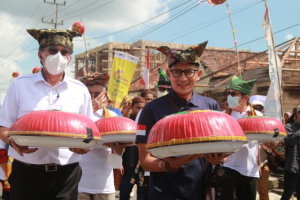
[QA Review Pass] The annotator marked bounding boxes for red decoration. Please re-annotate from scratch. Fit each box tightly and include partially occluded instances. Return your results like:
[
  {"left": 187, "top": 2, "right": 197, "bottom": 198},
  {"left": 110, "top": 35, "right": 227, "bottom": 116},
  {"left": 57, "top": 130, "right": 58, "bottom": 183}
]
[
  {"left": 95, "top": 117, "right": 137, "bottom": 143},
  {"left": 72, "top": 22, "right": 85, "bottom": 35},
  {"left": 237, "top": 116, "right": 287, "bottom": 142},
  {"left": 9, "top": 110, "right": 101, "bottom": 148},
  {"left": 12, "top": 72, "right": 19, "bottom": 78},
  {"left": 32, "top": 66, "right": 41, "bottom": 74},
  {"left": 147, "top": 110, "right": 246, "bottom": 158},
  {"left": 208, "top": 0, "right": 226, "bottom": 6}
]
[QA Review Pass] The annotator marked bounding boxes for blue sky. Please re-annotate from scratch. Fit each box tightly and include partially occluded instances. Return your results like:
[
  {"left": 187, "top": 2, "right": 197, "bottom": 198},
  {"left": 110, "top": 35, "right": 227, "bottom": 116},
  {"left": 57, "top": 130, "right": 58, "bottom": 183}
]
[{"left": 0, "top": 0, "right": 299, "bottom": 93}]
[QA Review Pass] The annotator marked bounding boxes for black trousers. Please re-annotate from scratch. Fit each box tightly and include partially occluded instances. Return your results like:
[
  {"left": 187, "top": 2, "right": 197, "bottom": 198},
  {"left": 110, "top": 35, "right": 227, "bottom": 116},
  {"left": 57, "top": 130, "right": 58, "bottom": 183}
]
[
  {"left": 9, "top": 160, "right": 82, "bottom": 200},
  {"left": 280, "top": 170, "right": 300, "bottom": 200},
  {"left": 220, "top": 167, "right": 258, "bottom": 200}
]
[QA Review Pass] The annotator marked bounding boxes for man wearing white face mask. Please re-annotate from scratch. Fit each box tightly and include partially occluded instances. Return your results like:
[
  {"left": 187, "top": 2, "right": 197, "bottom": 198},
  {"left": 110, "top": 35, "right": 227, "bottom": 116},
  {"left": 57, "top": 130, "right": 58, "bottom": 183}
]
[
  {"left": 0, "top": 29, "right": 93, "bottom": 200},
  {"left": 220, "top": 76, "right": 263, "bottom": 200}
]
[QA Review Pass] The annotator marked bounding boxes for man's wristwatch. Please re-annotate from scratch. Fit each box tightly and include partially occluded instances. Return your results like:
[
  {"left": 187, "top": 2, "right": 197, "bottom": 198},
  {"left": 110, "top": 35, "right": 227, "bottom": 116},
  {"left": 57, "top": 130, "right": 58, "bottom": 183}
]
[{"left": 9, "top": 139, "right": 14, "bottom": 149}]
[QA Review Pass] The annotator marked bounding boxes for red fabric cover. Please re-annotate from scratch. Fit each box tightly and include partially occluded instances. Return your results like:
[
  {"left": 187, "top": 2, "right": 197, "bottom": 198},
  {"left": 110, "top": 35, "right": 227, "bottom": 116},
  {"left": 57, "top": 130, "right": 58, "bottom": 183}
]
[
  {"left": 95, "top": 117, "right": 137, "bottom": 135},
  {"left": 147, "top": 110, "right": 245, "bottom": 145},
  {"left": 0, "top": 149, "right": 8, "bottom": 164},
  {"left": 237, "top": 116, "right": 286, "bottom": 134},
  {"left": 9, "top": 110, "right": 100, "bottom": 138}
]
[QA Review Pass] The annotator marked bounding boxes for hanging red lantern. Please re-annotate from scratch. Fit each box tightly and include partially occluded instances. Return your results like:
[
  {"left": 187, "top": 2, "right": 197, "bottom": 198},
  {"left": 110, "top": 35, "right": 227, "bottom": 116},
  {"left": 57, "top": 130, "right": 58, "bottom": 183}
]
[
  {"left": 32, "top": 66, "right": 41, "bottom": 74},
  {"left": 208, "top": 0, "right": 226, "bottom": 6},
  {"left": 147, "top": 110, "right": 246, "bottom": 158},
  {"left": 95, "top": 117, "right": 137, "bottom": 143},
  {"left": 72, "top": 22, "right": 85, "bottom": 35},
  {"left": 12, "top": 72, "right": 19, "bottom": 78},
  {"left": 8, "top": 110, "right": 101, "bottom": 148},
  {"left": 237, "top": 116, "right": 287, "bottom": 143}
]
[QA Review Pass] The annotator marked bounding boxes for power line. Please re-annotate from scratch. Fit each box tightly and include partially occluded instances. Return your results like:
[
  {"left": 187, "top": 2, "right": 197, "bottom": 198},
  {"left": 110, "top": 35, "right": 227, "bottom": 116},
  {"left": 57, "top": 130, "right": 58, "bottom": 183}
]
[
  {"left": 83, "top": 0, "right": 191, "bottom": 41},
  {"left": 63, "top": 0, "right": 115, "bottom": 21},
  {"left": 0, "top": 1, "right": 43, "bottom": 50},
  {"left": 42, "top": 0, "right": 81, "bottom": 19},
  {"left": 125, "top": 2, "right": 199, "bottom": 43},
  {"left": 42, "top": 0, "right": 66, "bottom": 29},
  {"left": 167, "top": 0, "right": 264, "bottom": 42}
]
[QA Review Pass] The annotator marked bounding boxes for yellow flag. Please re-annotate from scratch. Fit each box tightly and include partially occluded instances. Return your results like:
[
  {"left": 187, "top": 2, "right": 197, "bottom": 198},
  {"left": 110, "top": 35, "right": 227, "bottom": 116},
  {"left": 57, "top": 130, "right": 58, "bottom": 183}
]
[{"left": 108, "top": 51, "right": 139, "bottom": 109}]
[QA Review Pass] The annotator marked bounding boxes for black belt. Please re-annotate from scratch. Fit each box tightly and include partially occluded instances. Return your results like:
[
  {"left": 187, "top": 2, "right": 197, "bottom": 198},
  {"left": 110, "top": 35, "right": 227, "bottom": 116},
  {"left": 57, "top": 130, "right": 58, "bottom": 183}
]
[{"left": 14, "top": 159, "right": 77, "bottom": 172}]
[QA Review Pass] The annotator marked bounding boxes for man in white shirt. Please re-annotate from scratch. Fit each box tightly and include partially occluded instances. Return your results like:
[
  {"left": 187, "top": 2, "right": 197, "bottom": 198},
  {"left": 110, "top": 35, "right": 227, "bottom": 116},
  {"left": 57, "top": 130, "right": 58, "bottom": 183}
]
[
  {"left": 0, "top": 29, "right": 92, "bottom": 200},
  {"left": 78, "top": 73, "right": 128, "bottom": 200},
  {"left": 221, "top": 76, "right": 263, "bottom": 200}
]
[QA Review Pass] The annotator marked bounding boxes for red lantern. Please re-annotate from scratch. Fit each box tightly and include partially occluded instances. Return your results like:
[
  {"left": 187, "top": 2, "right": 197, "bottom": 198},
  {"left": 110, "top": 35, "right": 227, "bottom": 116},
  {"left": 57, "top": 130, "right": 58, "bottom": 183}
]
[
  {"left": 237, "top": 116, "right": 287, "bottom": 143},
  {"left": 12, "top": 72, "right": 19, "bottom": 78},
  {"left": 208, "top": 0, "right": 226, "bottom": 6},
  {"left": 32, "top": 66, "right": 41, "bottom": 74},
  {"left": 147, "top": 110, "right": 246, "bottom": 158},
  {"left": 72, "top": 22, "right": 85, "bottom": 35},
  {"left": 9, "top": 110, "right": 101, "bottom": 148},
  {"left": 95, "top": 117, "right": 137, "bottom": 143}
]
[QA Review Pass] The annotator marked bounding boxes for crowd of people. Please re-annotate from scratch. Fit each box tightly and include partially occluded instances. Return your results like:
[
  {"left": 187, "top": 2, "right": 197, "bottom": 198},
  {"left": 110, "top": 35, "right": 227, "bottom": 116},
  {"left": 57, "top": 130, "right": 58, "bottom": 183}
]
[{"left": 0, "top": 28, "right": 298, "bottom": 200}]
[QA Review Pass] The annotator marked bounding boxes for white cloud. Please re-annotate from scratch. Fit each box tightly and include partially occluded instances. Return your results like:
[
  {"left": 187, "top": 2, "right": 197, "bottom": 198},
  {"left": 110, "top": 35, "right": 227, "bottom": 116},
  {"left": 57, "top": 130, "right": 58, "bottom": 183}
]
[{"left": 285, "top": 34, "right": 293, "bottom": 40}]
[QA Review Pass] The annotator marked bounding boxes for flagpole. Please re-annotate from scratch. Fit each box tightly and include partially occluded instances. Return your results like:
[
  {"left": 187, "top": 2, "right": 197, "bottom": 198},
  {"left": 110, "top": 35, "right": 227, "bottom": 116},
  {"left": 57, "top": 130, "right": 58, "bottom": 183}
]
[{"left": 264, "top": 0, "right": 285, "bottom": 122}]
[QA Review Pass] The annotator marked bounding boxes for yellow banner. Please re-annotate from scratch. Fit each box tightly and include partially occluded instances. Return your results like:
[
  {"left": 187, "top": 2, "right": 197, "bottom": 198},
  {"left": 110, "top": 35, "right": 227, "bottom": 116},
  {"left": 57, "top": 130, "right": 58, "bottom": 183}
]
[{"left": 108, "top": 51, "right": 139, "bottom": 109}]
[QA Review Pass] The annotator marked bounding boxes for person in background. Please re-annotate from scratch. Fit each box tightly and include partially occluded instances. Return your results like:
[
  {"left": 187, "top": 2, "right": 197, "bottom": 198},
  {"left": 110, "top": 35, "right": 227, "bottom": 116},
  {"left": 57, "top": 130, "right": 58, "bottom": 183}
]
[
  {"left": 280, "top": 105, "right": 300, "bottom": 200},
  {"left": 140, "top": 89, "right": 153, "bottom": 104},
  {"left": 120, "top": 96, "right": 146, "bottom": 200},
  {"left": 251, "top": 99, "right": 269, "bottom": 200},
  {"left": 0, "top": 29, "right": 92, "bottom": 200},
  {"left": 78, "top": 73, "right": 128, "bottom": 200},
  {"left": 0, "top": 140, "right": 9, "bottom": 200},
  {"left": 284, "top": 112, "right": 292, "bottom": 124},
  {"left": 120, "top": 96, "right": 133, "bottom": 118},
  {"left": 220, "top": 98, "right": 228, "bottom": 111},
  {"left": 221, "top": 76, "right": 263, "bottom": 200},
  {"left": 155, "top": 68, "right": 171, "bottom": 98}
]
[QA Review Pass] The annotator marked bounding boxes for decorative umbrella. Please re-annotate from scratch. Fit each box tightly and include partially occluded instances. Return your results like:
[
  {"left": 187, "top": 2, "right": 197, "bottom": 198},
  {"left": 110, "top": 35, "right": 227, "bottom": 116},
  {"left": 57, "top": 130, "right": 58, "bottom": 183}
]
[
  {"left": 237, "top": 116, "right": 287, "bottom": 143},
  {"left": 147, "top": 110, "right": 246, "bottom": 159},
  {"left": 95, "top": 116, "right": 137, "bottom": 143},
  {"left": 9, "top": 110, "right": 101, "bottom": 148}
]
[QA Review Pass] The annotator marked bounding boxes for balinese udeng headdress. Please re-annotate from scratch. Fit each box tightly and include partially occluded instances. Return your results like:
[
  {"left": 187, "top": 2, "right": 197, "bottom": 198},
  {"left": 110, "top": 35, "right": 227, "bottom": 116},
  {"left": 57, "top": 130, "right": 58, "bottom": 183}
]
[
  {"left": 27, "top": 29, "right": 81, "bottom": 52},
  {"left": 79, "top": 72, "right": 110, "bottom": 87},
  {"left": 156, "top": 41, "right": 208, "bottom": 68}
]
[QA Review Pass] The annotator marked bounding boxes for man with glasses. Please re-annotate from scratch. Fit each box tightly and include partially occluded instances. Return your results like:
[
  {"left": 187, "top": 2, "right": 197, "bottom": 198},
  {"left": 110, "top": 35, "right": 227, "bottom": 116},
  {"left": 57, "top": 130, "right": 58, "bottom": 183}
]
[
  {"left": 221, "top": 76, "right": 263, "bottom": 200},
  {"left": 136, "top": 41, "right": 226, "bottom": 200},
  {"left": 0, "top": 29, "right": 93, "bottom": 200},
  {"left": 155, "top": 68, "right": 171, "bottom": 98}
]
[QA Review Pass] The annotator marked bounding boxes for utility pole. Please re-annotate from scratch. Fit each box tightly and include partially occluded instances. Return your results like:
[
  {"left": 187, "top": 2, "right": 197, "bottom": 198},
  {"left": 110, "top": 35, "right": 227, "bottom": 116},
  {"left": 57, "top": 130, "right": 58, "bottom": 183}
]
[{"left": 42, "top": 0, "right": 66, "bottom": 29}]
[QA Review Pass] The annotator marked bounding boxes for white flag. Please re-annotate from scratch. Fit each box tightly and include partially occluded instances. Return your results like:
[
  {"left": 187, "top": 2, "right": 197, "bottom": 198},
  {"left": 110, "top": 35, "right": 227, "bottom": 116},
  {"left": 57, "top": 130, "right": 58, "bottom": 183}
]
[{"left": 263, "top": 2, "right": 282, "bottom": 121}]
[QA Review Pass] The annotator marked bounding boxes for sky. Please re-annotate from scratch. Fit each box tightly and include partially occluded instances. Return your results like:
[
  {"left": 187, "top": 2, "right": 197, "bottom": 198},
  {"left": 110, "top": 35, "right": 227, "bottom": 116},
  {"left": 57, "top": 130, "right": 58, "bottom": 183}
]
[{"left": 0, "top": 0, "right": 299, "bottom": 94}]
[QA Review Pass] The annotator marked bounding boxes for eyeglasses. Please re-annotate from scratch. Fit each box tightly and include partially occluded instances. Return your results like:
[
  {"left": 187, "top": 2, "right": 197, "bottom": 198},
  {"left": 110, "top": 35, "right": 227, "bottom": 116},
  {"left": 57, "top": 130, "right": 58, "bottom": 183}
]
[
  {"left": 158, "top": 87, "right": 170, "bottom": 92},
  {"left": 227, "top": 91, "right": 242, "bottom": 97},
  {"left": 170, "top": 69, "right": 198, "bottom": 78},
  {"left": 44, "top": 46, "right": 71, "bottom": 56},
  {"left": 253, "top": 105, "right": 264, "bottom": 111}
]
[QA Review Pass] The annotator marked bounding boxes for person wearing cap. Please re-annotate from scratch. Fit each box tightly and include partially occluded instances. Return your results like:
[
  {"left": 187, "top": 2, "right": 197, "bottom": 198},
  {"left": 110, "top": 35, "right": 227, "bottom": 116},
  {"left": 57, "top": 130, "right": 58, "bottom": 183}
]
[
  {"left": 78, "top": 73, "right": 128, "bottom": 200},
  {"left": 155, "top": 68, "right": 171, "bottom": 98},
  {"left": 280, "top": 105, "right": 300, "bottom": 200},
  {"left": 136, "top": 41, "right": 226, "bottom": 200},
  {"left": 0, "top": 29, "right": 93, "bottom": 200},
  {"left": 221, "top": 76, "right": 263, "bottom": 200}
]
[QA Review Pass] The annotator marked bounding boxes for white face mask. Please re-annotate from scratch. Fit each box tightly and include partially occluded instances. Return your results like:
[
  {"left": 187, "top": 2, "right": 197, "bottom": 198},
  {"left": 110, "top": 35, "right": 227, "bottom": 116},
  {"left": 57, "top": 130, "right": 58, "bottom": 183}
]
[
  {"left": 227, "top": 95, "right": 242, "bottom": 109},
  {"left": 157, "top": 90, "right": 168, "bottom": 98},
  {"left": 42, "top": 52, "right": 69, "bottom": 75}
]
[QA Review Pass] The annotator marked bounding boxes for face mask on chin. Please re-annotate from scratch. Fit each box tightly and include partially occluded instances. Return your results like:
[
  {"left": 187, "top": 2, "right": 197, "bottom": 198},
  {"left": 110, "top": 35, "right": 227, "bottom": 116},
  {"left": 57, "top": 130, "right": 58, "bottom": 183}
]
[
  {"left": 227, "top": 95, "right": 242, "bottom": 109},
  {"left": 157, "top": 90, "right": 168, "bottom": 98},
  {"left": 42, "top": 52, "right": 69, "bottom": 75}
]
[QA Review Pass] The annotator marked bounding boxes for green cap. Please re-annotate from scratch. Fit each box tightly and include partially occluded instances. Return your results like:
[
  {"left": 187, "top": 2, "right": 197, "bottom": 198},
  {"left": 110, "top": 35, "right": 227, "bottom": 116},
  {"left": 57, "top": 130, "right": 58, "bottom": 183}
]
[
  {"left": 229, "top": 76, "right": 256, "bottom": 95},
  {"left": 156, "top": 41, "right": 207, "bottom": 68}
]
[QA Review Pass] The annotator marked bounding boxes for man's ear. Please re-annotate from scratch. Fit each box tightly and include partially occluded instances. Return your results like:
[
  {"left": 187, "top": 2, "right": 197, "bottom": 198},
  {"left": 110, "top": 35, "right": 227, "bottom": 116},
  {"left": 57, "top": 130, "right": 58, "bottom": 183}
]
[
  {"left": 166, "top": 68, "right": 171, "bottom": 80},
  {"left": 196, "top": 69, "right": 203, "bottom": 81},
  {"left": 67, "top": 56, "right": 72, "bottom": 66}
]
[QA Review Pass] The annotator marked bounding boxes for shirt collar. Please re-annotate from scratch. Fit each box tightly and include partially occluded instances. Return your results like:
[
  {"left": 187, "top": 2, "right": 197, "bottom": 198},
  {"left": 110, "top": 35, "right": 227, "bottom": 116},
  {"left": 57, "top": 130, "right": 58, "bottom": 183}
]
[
  {"left": 169, "top": 89, "right": 197, "bottom": 109},
  {"left": 33, "top": 69, "right": 68, "bottom": 87}
]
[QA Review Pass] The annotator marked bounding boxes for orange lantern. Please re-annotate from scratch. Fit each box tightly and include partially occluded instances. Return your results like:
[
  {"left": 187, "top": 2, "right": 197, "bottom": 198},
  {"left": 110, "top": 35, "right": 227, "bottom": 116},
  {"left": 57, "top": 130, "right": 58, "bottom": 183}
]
[
  {"left": 72, "top": 22, "right": 85, "bottom": 35},
  {"left": 32, "top": 66, "right": 41, "bottom": 74},
  {"left": 12, "top": 72, "right": 19, "bottom": 78}
]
